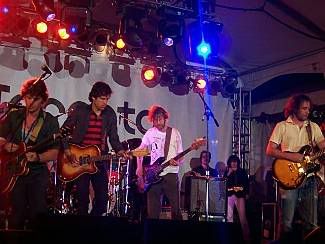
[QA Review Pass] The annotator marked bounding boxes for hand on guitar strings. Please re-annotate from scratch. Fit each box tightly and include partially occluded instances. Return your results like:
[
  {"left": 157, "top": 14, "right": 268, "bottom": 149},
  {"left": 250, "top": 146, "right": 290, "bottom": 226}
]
[
  {"left": 117, "top": 150, "right": 130, "bottom": 160},
  {"left": 25, "top": 152, "right": 40, "bottom": 162},
  {"left": 170, "top": 158, "right": 178, "bottom": 166},
  {"left": 64, "top": 149, "right": 79, "bottom": 167},
  {"left": 2, "top": 142, "right": 19, "bottom": 152}
]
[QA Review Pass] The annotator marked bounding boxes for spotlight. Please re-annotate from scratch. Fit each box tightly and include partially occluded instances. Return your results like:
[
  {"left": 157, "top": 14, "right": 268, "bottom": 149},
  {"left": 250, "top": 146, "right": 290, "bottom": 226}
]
[
  {"left": 36, "top": 21, "right": 48, "bottom": 34},
  {"left": 158, "top": 19, "right": 184, "bottom": 46},
  {"left": 93, "top": 31, "right": 108, "bottom": 53},
  {"left": 32, "top": 0, "right": 56, "bottom": 21},
  {"left": 193, "top": 76, "right": 207, "bottom": 93},
  {"left": 141, "top": 65, "right": 160, "bottom": 87},
  {"left": 1, "top": 6, "right": 9, "bottom": 15},
  {"left": 116, "top": 37, "right": 126, "bottom": 49},
  {"left": 58, "top": 27, "right": 70, "bottom": 40},
  {"left": 186, "top": 20, "right": 223, "bottom": 63}
]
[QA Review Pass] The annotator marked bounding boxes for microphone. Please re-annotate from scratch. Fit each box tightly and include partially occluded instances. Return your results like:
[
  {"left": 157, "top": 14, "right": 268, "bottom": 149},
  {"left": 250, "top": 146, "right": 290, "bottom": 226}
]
[
  {"left": 41, "top": 64, "right": 52, "bottom": 75},
  {"left": 6, "top": 102, "right": 25, "bottom": 109},
  {"left": 312, "top": 110, "right": 324, "bottom": 118}
]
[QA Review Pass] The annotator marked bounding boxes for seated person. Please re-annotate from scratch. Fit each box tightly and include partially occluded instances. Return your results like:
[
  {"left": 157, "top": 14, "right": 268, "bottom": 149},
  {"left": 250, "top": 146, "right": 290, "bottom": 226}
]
[{"left": 191, "top": 150, "right": 217, "bottom": 178}]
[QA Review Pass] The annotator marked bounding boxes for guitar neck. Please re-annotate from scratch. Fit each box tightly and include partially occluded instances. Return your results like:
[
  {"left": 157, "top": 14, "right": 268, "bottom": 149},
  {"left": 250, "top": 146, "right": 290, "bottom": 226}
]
[
  {"left": 161, "top": 147, "right": 192, "bottom": 170},
  {"left": 91, "top": 154, "right": 112, "bottom": 162},
  {"left": 26, "top": 134, "right": 57, "bottom": 153}
]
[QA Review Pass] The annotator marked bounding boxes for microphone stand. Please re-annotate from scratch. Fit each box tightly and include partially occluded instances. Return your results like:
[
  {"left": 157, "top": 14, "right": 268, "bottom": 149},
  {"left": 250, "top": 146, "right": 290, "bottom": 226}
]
[{"left": 197, "top": 93, "right": 219, "bottom": 221}]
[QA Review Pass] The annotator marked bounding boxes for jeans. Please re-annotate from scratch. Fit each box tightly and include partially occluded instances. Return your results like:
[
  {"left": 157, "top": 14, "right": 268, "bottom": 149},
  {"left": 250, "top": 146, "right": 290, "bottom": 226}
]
[{"left": 280, "top": 176, "right": 318, "bottom": 233}]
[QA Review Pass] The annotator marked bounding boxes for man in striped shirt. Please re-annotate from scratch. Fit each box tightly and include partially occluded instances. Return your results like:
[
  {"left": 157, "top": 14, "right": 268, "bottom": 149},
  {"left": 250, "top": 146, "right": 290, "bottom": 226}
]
[{"left": 63, "top": 81, "right": 127, "bottom": 216}]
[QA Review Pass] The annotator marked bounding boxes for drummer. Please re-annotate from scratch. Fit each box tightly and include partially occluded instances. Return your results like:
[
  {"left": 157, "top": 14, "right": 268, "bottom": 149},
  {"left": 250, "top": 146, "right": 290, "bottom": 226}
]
[{"left": 191, "top": 151, "right": 217, "bottom": 178}]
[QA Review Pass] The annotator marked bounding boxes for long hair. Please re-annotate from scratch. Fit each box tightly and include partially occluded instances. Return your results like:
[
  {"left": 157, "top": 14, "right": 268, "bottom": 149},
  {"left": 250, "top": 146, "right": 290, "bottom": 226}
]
[
  {"left": 20, "top": 78, "right": 48, "bottom": 101},
  {"left": 88, "top": 81, "right": 112, "bottom": 102},
  {"left": 226, "top": 154, "right": 241, "bottom": 168},
  {"left": 284, "top": 94, "right": 312, "bottom": 118},
  {"left": 147, "top": 105, "right": 169, "bottom": 123}
]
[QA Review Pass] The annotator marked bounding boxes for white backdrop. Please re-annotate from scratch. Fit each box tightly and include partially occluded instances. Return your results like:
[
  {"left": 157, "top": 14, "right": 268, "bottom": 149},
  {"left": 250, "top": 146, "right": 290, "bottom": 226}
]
[{"left": 0, "top": 43, "right": 233, "bottom": 178}]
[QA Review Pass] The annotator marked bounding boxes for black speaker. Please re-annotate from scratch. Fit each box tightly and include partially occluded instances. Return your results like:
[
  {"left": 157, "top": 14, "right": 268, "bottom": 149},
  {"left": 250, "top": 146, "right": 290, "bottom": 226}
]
[{"left": 185, "top": 177, "right": 227, "bottom": 216}]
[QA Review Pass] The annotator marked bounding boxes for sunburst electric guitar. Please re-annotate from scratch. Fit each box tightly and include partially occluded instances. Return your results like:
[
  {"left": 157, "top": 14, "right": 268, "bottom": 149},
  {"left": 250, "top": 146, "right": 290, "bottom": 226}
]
[
  {"left": 272, "top": 145, "right": 325, "bottom": 190},
  {"left": 57, "top": 144, "right": 149, "bottom": 182},
  {"left": 0, "top": 127, "right": 71, "bottom": 194}
]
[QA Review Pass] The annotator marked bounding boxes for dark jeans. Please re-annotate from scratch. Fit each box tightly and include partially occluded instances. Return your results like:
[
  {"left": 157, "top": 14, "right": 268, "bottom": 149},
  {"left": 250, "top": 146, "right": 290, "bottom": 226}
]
[
  {"left": 76, "top": 163, "right": 108, "bottom": 216},
  {"left": 147, "top": 173, "right": 180, "bottom": 220},
  {"left": 9, "top": 166, "right": 49, "bottom": 229}
]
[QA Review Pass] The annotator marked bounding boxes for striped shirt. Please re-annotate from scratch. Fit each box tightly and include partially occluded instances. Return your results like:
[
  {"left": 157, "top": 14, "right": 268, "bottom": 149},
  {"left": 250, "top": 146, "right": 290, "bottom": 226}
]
[{"left": 82, "top": 112, "right": 103, "bottom": 148}]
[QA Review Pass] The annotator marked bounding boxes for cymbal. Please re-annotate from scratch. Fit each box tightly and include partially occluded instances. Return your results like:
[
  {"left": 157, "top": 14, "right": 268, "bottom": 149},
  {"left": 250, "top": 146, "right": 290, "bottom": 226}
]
[{"left": 122, "top": 138, "right": 142, "bottom": 150}]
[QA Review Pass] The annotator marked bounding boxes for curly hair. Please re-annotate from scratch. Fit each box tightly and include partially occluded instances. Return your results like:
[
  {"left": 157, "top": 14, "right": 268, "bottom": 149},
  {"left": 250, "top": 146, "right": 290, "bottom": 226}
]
[
  {"left": 20, "top": 78, "right": 48, "bottom": 101},
  {"left": 283, "top": 94, "right": 312, "bottom": 118},
  {"left": 226, "top": 154, "right": 241, "bottom": 168},
  {"left": 88, "top": 81, "right": 112, "bottom": 102},
  {"left": 147, "top": 105, "right": 169, "bottom": 123}
]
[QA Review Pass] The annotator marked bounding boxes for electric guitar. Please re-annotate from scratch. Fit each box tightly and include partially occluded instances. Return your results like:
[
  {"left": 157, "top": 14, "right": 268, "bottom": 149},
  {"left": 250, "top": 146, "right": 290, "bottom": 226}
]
[
  {"left": 57, "top": 144, "right": 149, "bottom": 182},
  {"left": 0, "top": 127, "right": 71, "bottom": 194},
  {"left": 143, "top": 137, "right": 206, "bottom": 192},
  {"left": 272, "top": 145, "right": 325, "bottom": 190}
]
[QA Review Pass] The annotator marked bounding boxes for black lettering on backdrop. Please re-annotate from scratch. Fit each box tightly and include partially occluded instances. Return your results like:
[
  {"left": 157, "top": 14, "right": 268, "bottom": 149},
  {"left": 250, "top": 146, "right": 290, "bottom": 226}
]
[
  {"left": 117, "top": 101, "right": 136, "bottom": 134},
  {"left": 0, "top": 84, "right": 10, "bottom": 102},
  {"left": 46, "top": 98, "right": 65, "bottom": 114},
  {"left": 136, "top": 110, "right": 148, "bottom": 135}
]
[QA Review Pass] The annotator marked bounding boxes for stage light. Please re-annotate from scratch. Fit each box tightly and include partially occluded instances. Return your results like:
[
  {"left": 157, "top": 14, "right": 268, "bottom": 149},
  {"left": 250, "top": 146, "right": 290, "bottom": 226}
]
[
  {"left": 1, "top": 6, "right": 9, "bottom": 15},
  {"left": 116, "top": 37, "right": 126, "bottom": 49},
  {"left": 197, "top": 40, "right": 211, "bottom": 59},
  {"left": 93, "top": 31, "right": 108, "bottom": 53},
  {"left": 58, "top": 27, "right": 70, "bottom": 40},
  {"left": 193, "top": 76, "right": 207, "bottom": 93},
  {"left": 186, "top": 20, "right": 223, "bottom": 63},
  {"left": 141, "top": 65, "right": 160, "bottom": 87},
  {"left": 36, "top": 21, "right": 48, "bottom": 34},
  {"left": 32, "top": 0, "right": 56, "bottom": 21},
  {"left": 158, "top": 19, "right": 184, "bottom": 47}
]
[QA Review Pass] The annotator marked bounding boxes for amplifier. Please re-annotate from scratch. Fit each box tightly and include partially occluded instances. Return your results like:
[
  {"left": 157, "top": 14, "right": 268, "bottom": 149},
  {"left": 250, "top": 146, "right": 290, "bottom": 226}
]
[{"left": 184, "top": 177, "right": 227, "bottom": 216}]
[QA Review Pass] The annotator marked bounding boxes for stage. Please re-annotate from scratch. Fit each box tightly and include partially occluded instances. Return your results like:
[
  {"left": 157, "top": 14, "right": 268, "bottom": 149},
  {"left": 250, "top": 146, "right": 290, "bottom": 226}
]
[{"left": 0, "top": 216, "right": 244, "bottom": 244}]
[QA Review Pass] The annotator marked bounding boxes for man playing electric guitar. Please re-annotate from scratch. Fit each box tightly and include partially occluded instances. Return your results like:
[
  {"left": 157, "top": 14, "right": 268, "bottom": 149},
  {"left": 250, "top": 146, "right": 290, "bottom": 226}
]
[
  {"left": 0, "top": 78, "right": 60, "bottom": 229},
  {"left": 136, "top": 105, "right": 183, "bottom": 220},
  {"left": 266, "top": 94, "right": 325, "bottom": 242}
]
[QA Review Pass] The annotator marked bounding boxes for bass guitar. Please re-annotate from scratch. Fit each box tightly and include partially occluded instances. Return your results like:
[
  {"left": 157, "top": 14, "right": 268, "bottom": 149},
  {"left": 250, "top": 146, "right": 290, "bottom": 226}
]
[
  {"left": 57, "top": 144, "right": 149, "bottom": 182},
  {"left": 143, "top": 137, "right": 206, "bottom": 192},
  {"left": 272, "top": 144, "right": 325, "bottom": 190},
  {"left": 0, "top": 127, "right": 71, "bottom": 194}
]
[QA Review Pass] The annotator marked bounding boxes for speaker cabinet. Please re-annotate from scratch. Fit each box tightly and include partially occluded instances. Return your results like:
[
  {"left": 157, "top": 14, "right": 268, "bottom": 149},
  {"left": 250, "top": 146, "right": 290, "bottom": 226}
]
[{"left": 185, "top": 177, "right": 227, "bottom": 216}]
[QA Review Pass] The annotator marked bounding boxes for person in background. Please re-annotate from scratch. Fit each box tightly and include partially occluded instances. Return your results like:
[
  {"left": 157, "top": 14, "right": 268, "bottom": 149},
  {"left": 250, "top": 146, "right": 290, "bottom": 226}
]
[
  {"left": 191, "top": 150, "right": 217, "bottom": 178},
  {"left": 224, "top": 154, "right": 250, "bottom": 241}
]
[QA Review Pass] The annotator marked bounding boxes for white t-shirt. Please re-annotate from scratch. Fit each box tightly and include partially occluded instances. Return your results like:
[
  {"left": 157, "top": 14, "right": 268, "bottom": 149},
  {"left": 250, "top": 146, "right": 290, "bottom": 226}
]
[{"left": 140, "top": 127, "right": 183, "bottom": 175}]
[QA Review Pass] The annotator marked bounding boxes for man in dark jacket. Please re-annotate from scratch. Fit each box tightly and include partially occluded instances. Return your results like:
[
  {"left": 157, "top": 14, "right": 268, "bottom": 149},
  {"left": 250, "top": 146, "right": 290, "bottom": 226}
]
[{"left": 62, "top": 81, "right": 127, "bottom": 216}]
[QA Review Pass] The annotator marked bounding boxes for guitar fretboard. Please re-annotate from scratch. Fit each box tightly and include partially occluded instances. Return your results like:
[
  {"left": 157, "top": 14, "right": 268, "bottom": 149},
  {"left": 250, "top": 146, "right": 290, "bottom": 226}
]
[
  {"left": 310, "top": 149, "right": 325, "bottom": 162},
  {"left": 161, "top": 147, "right": 192, "bottom": 170}
]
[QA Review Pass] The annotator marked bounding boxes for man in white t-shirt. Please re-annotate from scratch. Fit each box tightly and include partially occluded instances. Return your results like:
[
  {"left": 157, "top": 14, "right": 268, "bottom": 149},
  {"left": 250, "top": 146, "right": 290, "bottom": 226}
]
[{"left": 136, "top": 105, "right": 183, "bottom": 219}]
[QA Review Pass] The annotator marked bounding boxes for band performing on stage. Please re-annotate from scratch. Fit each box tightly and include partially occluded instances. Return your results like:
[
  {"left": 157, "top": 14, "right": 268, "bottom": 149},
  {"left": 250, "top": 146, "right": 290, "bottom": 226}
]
[{"left": 1, "top": 78, "right": 325, "bottom": 244}]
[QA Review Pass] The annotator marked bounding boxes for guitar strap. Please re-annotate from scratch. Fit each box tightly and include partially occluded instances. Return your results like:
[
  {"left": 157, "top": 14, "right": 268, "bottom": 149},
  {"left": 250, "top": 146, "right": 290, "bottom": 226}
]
[
  {"left": 306, "top": 120, "right": 313, "bottom": 149},
  {"left": 164, "top": 127, "right": 172, "bottom": 158}
]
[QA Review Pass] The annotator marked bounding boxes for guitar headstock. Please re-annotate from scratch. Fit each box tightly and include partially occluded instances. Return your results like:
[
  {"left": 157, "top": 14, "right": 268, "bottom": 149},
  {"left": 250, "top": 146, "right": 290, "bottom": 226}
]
[
  {"left": 131, "top": 148, "right": 150, "bottom": 157},
  {"left": 190, "top": 137, "right": 207, "bottom": 150}
]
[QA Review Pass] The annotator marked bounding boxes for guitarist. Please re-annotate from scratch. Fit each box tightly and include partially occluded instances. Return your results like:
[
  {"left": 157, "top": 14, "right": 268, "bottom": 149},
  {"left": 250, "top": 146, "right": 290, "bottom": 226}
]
[
  {"left": 136, "top": 105, "right": 183, "bottom": 220},
  {"left": 266, "top": 94, "right": 325, "bottom": 242},
  {"left": 61, "top": 81, "right": 127, "bottom": 216},
  {"left": 0, "top": 78, "right": 60, "bottom": 229}
]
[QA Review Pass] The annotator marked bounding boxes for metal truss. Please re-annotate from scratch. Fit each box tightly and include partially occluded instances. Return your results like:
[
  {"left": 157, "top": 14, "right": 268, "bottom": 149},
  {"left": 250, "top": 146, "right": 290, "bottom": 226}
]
[{"left": 232, "top": 88, "right": 251, "bottom": 172}]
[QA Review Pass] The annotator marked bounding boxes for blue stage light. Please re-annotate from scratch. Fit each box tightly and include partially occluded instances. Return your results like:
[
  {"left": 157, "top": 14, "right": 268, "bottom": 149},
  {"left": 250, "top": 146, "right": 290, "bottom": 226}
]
[{"left": 196, "top": 41, "right": 211, "bottom": 59}]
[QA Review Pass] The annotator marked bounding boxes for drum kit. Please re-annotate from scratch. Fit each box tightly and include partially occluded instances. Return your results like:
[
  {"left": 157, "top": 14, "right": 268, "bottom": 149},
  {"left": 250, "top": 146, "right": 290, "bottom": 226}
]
[{"left": 47, "top": 138, "right": 144, "bottom": 218}]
